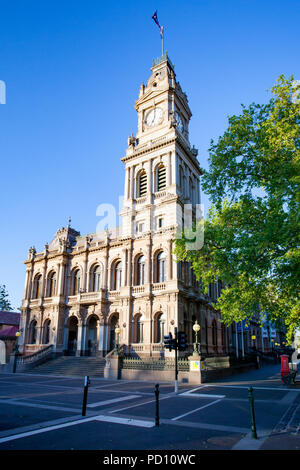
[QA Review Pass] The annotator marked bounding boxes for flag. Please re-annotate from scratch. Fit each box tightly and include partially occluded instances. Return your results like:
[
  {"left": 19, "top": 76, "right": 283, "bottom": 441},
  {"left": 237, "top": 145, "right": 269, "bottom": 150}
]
[{"left": 152, "top": 10, "right": 163, "bottom": 38}]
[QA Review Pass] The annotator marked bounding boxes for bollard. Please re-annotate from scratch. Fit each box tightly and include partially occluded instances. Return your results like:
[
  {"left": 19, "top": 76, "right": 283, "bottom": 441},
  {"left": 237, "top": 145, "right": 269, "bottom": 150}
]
[
  {"left": 82, "top": 375, "right": 90, "bottom": 416},
  {"left": 248, "top": 387, "right": 258, "bottom": 439},
  {"left": 155, "top": 383, "right": 160, "bottom": 426}
]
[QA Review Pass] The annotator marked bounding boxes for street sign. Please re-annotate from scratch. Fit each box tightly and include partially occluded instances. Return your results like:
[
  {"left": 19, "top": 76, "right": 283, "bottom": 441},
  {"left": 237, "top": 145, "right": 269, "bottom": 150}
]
[
  {"left": 237, "top": 320, "right": 250, "bottom": 332},
  {"left": 190, "top": 360, "right": 200, "bottom": 371}
]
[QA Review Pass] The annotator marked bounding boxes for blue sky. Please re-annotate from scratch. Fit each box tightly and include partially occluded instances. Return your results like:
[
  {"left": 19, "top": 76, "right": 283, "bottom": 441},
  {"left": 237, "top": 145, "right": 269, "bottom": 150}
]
[{"left": 0, "top": 0, "right": 299, "bottom": 309}]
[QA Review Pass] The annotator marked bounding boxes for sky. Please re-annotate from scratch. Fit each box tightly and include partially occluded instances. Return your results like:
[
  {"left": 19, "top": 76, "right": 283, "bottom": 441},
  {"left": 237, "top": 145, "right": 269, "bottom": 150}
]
[{"left": 0, "top": 0, "right": 299, "bottom": 310}]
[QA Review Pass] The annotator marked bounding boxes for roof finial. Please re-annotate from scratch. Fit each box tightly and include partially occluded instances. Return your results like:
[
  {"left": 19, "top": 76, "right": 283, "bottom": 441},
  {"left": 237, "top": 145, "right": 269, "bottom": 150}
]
[{"left": 68, "top": 216, "right": 71, "bottom": 228}]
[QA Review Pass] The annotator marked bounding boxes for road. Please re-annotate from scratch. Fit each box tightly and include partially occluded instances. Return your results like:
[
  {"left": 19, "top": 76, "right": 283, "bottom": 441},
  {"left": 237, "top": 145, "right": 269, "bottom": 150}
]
[{"left": 0, "top": 363, "right": 299, "bottom": 451}]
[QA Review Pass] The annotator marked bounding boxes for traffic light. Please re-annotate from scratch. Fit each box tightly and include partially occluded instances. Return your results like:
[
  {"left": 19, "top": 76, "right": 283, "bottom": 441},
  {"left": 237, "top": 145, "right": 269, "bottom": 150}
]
[
  {"left": 164, "top": 333, "right": 175, "bottom": 351},
  {"left": 177, "top": 331, "right": 187, "bottom": 351}
]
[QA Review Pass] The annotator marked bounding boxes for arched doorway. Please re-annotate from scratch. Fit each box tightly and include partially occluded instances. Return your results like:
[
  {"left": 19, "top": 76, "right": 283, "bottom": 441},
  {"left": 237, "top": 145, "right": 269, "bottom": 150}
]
[
  {"left": 109, "top": 314, "right": 119, "bottom": 352},
  {"left": 29, "top": 320, "right": 37, "bottom": 344},
  {"left": 67, "top": 317, "right": 78, "bottom": 355},
  {"left": 155, "top": 312, "right": 166, "bottom": 344},
  {"left": 86, "top": 316, "right": 98, "bottom": 356},
  {"left": 42, "top": 319, "right": 51, "bottom": 345}
]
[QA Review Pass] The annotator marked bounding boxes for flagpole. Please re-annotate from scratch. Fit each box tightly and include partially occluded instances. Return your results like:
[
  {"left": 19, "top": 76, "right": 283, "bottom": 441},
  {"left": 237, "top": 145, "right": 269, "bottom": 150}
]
[{"left": 162, "top": 27, "right": 164, "bottom": 57}]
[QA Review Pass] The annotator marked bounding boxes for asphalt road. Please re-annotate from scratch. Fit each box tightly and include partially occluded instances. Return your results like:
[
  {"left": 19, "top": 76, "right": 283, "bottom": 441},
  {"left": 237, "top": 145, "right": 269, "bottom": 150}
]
[{"left": 0, "top": 363, "right": 299, "bottom": 452}]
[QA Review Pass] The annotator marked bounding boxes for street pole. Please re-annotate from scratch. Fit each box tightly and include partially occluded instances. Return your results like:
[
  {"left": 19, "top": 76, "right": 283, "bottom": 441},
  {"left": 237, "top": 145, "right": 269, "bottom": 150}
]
[
  {"left": 82, "top": 375, "right": 90, "bottom": 416},
  {"left": 248, "top": 386, "right": 258, "bottom": 439},
  {"left": 13, "top": 332, "right": 21, "bottom": 373},
  {"left": 174, "top": 327, "right": 178, "bottom": 393}
]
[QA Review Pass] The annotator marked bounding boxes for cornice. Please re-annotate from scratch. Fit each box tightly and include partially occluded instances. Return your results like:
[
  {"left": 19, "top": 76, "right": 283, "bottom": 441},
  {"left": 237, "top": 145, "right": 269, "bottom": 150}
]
[{"left": 122, "top": 134, "right": 202, "bottom": 175}]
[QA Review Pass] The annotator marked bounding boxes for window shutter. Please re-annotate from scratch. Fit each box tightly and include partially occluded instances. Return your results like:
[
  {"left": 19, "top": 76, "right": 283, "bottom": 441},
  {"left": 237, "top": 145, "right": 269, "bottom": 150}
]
[
  {"left": 157, "top": 166, "right": 166, "bottom": 191},
  {"left": 139, "top": 171, "right": 147, "bottom": 196}
]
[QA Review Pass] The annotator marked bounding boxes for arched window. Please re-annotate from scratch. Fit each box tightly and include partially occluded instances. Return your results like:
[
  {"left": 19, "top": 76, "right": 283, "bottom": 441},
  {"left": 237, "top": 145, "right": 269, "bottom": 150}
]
[
  {"left": 29, "top": 320, "right": 37, "bottom": 344},
  {"left": 90, "top": 265, "right": 101, "bottom": 292},
  {"left": 48, "top": 271, "right": 57, "bottom": 297},
  {"left": 221, "top": 323, "right": 226, "bottom": 347},
  {"left": 136, "top": 255, "right": 146, "bottom": 285},
  {"left": 43, "top": 319, "right": 51, "bottom": 344},
  {"left": 137, "top": 170, "right": 147, "bottom": 197},
  {"left": 33, "top": 274, "right": 42, "bottom": 299},
  {"left": 156, "top": 252, "right": 166, "bottom": 283},
  {"left": 135, "top": 314, "right": 144, "bottom": 343},
  {"left": 156, "top": 313, "right": 166, "bottom": 343},
  {"left": 113, "top": 261, "right": 122, "bottom": 290},
  {"left": 212, "top": 319, "right": 218, "bottom": 348},
  {"left": 72, "top": 269, "right": 81, "bottom": 295},
  {"left": 156, "top": 164, "right": 166, "bottom": 191}
]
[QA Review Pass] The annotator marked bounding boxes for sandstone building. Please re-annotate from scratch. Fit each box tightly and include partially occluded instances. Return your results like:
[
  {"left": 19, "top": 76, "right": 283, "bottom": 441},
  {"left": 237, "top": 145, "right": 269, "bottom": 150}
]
[{"left": 19, "top": 54, "right": 235, "bottom": 360}]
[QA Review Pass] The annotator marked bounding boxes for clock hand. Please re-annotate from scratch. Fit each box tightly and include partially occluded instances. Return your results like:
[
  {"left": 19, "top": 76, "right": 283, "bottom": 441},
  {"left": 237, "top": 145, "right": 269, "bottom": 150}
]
[{"left": 151, "top": 109, "right": 155, "bottom": 125}]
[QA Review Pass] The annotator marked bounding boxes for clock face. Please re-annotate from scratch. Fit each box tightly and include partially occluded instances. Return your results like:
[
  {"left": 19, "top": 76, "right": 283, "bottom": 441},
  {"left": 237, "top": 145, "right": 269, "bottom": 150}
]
[
  {"left": 175, "top": 111, "right": 184, "bottom": 133},
  {"left": 145, "top": 107, "right": 164, "bottom": 127}
]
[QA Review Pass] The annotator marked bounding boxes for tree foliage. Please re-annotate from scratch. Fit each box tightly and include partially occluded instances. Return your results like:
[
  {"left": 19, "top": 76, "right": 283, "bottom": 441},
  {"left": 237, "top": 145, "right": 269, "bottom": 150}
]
[
  {"left": 0, "top": 284, "right": 13, "bottom": 311},
  {"left": 174, "top": 76, "right": 300, "bottom": 343}
]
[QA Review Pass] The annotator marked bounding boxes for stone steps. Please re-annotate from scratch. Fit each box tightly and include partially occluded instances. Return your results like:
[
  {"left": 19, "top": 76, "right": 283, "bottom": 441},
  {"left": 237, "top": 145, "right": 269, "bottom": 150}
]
[{"left": 29, "top": 356, "right": 106, "bottom": 377}]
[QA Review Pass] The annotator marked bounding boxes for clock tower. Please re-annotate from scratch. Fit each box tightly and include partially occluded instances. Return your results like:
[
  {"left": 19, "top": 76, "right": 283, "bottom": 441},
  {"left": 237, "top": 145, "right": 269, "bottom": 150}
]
[{"left": 120, "top": 54, "right": 202, "bottom": 239}]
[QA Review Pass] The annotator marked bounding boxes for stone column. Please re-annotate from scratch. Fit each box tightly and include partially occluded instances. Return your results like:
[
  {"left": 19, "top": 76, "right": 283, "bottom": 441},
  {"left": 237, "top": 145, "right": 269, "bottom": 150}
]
[
  {"left": 128, "top": 245, "right": 133, "bottom": 287},
  {"left": 131, "top": 166, "right": 136, "bottom": 199},
  {"left": 41, "top": 246, "right": 48, "bottom": 299},
  {"left": 124, "top": 167, "right": 130, "bottom": 200},
  {"left": 81, "top": 321, "right": 87, "bottom": 356},
  {"left": 168, "top": 239, "right": 173, "bottom": 281},
  {"left": 97, "top": 319, "right": 106, "bottom": 356},
  {"left": 104, "top": 243, "right": 109, "bottom": 290},
  {"left": 24, "top": 269, "right": 30, "bottom": 300},
  {"left": 147, "top": 240, "right": 152, "bottom": 286},
  {"left": 168, "top": 151, "right": 172, "bottom": 187},
  {"left": 146, "top": 159, "right": 152, "bottom": 204},
  {"left": 173, "top": 152, "right": 178, "bottom": 191},
  {"left": 122, "top": 248, "right": 128, "bottom": 287},
  {"left": 76, "top": 319, "right": 83, "bottom": 356}
]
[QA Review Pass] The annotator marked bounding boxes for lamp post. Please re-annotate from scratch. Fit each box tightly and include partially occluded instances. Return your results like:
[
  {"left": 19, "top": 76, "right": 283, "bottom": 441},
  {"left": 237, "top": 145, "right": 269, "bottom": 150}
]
[
  {"left": 193, "top": 320, "right": 201, "bottom": 355},
  {"left": 13, "top": 331, "right": 21, "bottom": 373},
  {"left": 115, "top": 324, "right": 121, "bottom": 355}
]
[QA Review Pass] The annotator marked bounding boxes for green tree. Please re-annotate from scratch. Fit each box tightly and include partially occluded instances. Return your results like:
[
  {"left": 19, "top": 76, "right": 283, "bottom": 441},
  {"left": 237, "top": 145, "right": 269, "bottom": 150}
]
[
  {"left": 0, "top": 284, "right": 13, "bottom": 311},
  {"left": 175, "top": 76, "right": 300, "bottom": 343}
]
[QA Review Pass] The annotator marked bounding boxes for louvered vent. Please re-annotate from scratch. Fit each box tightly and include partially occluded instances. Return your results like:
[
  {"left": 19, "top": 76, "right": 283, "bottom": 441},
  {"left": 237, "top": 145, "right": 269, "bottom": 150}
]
[
  {"left": 139, "top": 171, "right": 147, "bottom": 196},
  {"left": 157, "top": 166, "right": 166, "bottom": 191}
]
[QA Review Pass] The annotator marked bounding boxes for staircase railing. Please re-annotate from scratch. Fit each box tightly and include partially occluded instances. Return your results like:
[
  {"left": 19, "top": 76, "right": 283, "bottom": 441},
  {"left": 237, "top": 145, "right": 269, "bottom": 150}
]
[{"left": 10, "top": 344, "right": 54, "bottom": 372}]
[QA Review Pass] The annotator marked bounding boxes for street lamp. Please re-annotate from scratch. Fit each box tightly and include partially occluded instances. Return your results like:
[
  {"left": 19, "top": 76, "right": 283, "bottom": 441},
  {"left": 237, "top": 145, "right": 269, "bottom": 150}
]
[
  {"left": 193, "top": 320, "right": 201, "bottom": 355},
  {"left": 115, "top": 324, "right": 121, "bottom": 355},
  {"left": 13, "top": 331, "right": 21, "bottom": 373}
]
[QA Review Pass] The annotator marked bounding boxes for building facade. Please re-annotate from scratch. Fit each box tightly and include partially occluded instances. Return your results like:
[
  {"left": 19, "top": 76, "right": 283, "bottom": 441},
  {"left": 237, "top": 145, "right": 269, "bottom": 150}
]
[{"left": 19, "top": 55, "right": 248, "bottom": 360}]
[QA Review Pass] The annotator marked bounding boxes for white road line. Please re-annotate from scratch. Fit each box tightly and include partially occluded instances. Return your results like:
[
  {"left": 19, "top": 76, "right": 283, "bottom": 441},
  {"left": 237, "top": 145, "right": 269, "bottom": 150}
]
[
  {"left": 204, "top": 384, "right": 300, "bottom": 392},
  {"left": 180, "top": 392, "right": 225, "bottom": 399},
  {"left": 0, "top": 399, "right": 80, "bottom": 413},
  {"left": 94, "top": 415, "right": 155, "bottom": 428},
  {"left": 171, "top": 399, "right": 222, "bottom": 421},
  {"left": 181, "top": 386, "right": 207, "bottom": 394},
  {"left": 0, "top": 417, "right": 96, "bottom": 444},
  {"left": 87, "top": 395, "right": 139, "bottom": 408},
  {"left": 0, "top": 412, "right": 155, "bottom": 444},
  {"left": 110, "top": 395, "right": 171, "bottom": 414}
]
